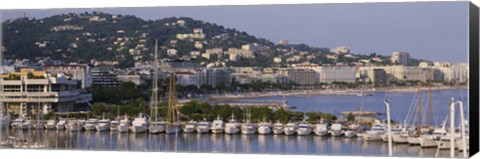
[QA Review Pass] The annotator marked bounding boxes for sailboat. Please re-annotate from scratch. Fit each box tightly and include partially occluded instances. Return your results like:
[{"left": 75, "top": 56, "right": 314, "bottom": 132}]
[
  {"left": 225, "top": 113, "right": 241, "bottom": 135},
  {"left": 417, "top": 68, "right": 437, "bottom": 148},
  {"left": 149, "top": 40, "right": 166, "bottom": 134},
  {"left": 241, "top": 108, "right": 256, "bottom": 135},
  {"left": 165, "top": 72, "right": 181, "bottom": 134}
]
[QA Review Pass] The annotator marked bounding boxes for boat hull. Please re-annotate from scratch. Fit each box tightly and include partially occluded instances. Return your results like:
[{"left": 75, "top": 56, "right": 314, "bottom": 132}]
[
  {"left": 344, "top": 130, "right": 356, "bottom": 138},
  {"left": 284, "top": 129, "right": 296, "bottom": 136},
  {"left": 130, "top": 126, "right": 147, "bottom": 133},
  {"left": 407, "top": 137, "right": 420, "bottom": 145},
  {"left": 273, "top": 128, "right": 284, "bottom": 135},
  {"left": 314, "top": 130, "right": 328, "bottom": 136},
  {"left": 118, "top": 126, "right": 129, "bottom": 133},
  {"left": 196, "top": 128, "right": 210, "bottom": 134},
  {"left": 258, "top": 127, "right": 272, "bottom": 135},
  {"left": 210, "top": 128, "right": 224, "bottom": 134},
  {"left": 296, "top": 129, "right": 312, "bottom": 136}
]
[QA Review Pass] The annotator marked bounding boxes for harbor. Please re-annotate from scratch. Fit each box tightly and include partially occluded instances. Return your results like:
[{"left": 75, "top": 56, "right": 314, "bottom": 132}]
[{"left": 0, "top": 89, "right": 470, "bottom": 158}]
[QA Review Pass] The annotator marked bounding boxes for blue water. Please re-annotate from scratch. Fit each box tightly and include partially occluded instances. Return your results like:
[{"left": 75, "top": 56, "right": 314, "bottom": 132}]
[{"left": 245, "top": 89, "right": 469, "bottom": 126}]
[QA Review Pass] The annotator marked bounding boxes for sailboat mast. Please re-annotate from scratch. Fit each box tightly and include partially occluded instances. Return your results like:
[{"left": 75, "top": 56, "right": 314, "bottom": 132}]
[
  {"left": 167, "top": 72, "right": 177, "bottom": 126},
  {"left": 151, "top": 39, "right": 159, "bottom": 124},
  {"left": 416, "top": 75, "right": 423, "bottom": 135},
  {"left": 427, "top": 68, "right": 433, "bottom": 129}
]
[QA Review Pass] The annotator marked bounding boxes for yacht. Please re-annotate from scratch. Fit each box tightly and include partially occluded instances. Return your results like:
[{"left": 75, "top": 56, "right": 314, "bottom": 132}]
[
  {"left": 363, "top": 123, "right": 387, "bottom": 141},
  {"left": 33, "top": 120, "right": 46, "bottom": 129},
  {"left": 272, "top": 121, "right": 284, "bottom": 135},
  {"left": 314, "top": 123, "right": 329, "bottom": 136},
  {"left": 130, "top": 113, "right": 148, "bottom": 133},
  {"left": 196, "top": 118, "right": 211, "bottom": 134},
  {"left": 183, "top": 120, "right": 197, "bottom": 133},
  {"left": 381, "top": 125, "right": 402, "bottom": 142},
  {"left": 329, "top": 123, "right": 344, "bottom": 137},
  {"left": 224, "top": 113, "right": 240, "bottom": 135},
  {"left": 149, "top": 121, "right": 167, "bottom": 134},
  {"left": 283, "top": 122, "right": 297, "bottom": 136},
  {"left": 118, "top": 116, "right": 131, "bottom": 133},
  {"left": 344, "top": 129, "right": 357, "bottom": 138},
  {"left": 45, "top": 119, "right": 57, "bottom": 130},
  {"left": 84, "top": 118, "right": 99, "bottom": 131},
  {"left": 56, "top": 119, "right": 68, "bottom": 130},
  {"left": 257, "top": 120, "right": 272, "bottom": 135},
  {"left": 96, "top": 119, "right": 111, "bottom": 131},
  {"left": 68, "top": 120, "right": 81, "bottom": 132},
  {"left": 210, "top": 115, "right": 224, "bottom": 134},
  {"left": 110, "top": 120, "right": 120, "bottom": 131},
  {"left": 418, "top": 134, "right": 438, "bottom": 148},
  {"left": 296, "top": 121, "right": 312, "bottom": 136},
  {"left": 165, "top": 122, "right": 181, "bottom": 134}
]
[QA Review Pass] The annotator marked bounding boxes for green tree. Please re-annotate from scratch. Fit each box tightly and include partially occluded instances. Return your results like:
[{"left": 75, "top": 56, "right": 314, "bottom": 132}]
[{"left": 347, "top": 113, "right": 355, "bottom": 122}]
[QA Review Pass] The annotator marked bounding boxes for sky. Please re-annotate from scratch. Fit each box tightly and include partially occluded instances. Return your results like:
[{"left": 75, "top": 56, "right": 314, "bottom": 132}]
[{"left": 0, "top": 1, "right": 470, "bottom": 63}]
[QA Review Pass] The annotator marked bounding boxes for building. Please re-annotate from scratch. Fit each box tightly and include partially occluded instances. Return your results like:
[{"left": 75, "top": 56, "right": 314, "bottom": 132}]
[
  {"left": 390, "top": 51, "right": 410, "bottom": 65},
  {"left": 225, "top": 48, "right": 255, "bottom": 59},
  {"left": 0, "top": 68, "right": 92, "bottom": 116},
  {"left": 44, "top": 64, "right": 92, "bottom": 89},
  {"left": 273, "top": 57, "right": 282, "bottom": 63},
  {"left": 117, "top": 72, "right": 143, "bottom": 85},
  {"left": 278, "top": 39, "right": 289, "bottom": 46},
  {"left": 368, "top": 69, "right": 387, "bottom": 85},
  {"left": 176, "top": 71, "right": 198, "bottom": 86},
  {"left": 452, "top": 63, "right": 469, "bottom": 82},
  {"left": 315, "top": 66, "right": 356, "bottom": 83},
  {"left": 330, "top": 46, "right": 350, "bottom": 54},
  {"left": 196, "top": 68, "right": 232, "bottom": 87},
  {"left": 91, "top": 66, "right": 120, "bottom": 87},
  {"left": 286, "top": 68, "right": 319, "bottom": 85},
  {"left": 229, "top": 54, "right": 241, "bottom": 62}
]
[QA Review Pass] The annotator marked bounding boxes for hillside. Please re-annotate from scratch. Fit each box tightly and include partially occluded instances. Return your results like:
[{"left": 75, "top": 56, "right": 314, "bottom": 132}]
[{"left": 2, "top": 12, "right": 397, "bottom": 68}]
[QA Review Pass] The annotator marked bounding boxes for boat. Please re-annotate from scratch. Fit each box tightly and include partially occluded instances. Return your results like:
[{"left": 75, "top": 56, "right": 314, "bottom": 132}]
[
  {"left": 110, "top": 120, "right": 120, "bottom": 131},
  {"left": 164, "top": 71, "right": 181, "bottom": 135},
  {"left": 148, "top": 48, "right": 165, "bottom": 134},
  {"left": 183, "top": 120, "right": 197, "bottom": 133},
  {"left": 257, "top": 118, "right": 272, "bottom": 135},
  {"left": 130, "top": 113, "right": 148, "bottom": 133},
  {"left": 314, "top": 123, "right": 328, "bottom": 136},
  {"left": 45, "top": 119, "right": 57, "bottom": 130},
  {"left": 344, "top": 129, "right": 357, "bottom": 138},
  {"left": 11, "top": 117, "right": 26, "bottom": 129},
  {"left": 210, "top": 115, "right": 224, "bottom": 134},
  {"left": 329, "top": 123, "right": 344, "bottom": 137},
  {"left": 20, "top": 119, "right": 32, "bottom": 130},
  {"left": 68, "top": 120, "right": 81, "bottom": 132},
  {"left": 149, "top": 121, "right": 167, "bottom": 134},
  {"left": 96, "top": 119, "right": 110, "bottom": 131},
  {"left": 417, "top": 72, "right": 437, "bottom": 148},
  {"left": 283, "top": 122, "right": 297, "bottom": 136},
  {"left": 225, "top": 113, "right": 241, "bottom": 135},
  {"left": 33, "top": 120, "right": 46, "bottom": 130},
  {"left": 84, "top": 118, "right": 99, "bottom": 131},
  {"left": 56, "top": 119, "right": 68, "bottom": 130},
  {"left": 363, "top": 123, "right": 386, "bottom": 141},
  {"left": 272, "top": 121, "right": 284, "bottom": 135},
  {"left": 118, "top": 115, "right": 131, "bottom": 133},
  {"left": 296, "top": 116, "right": 312, "bottom": 136},
  {"left": 241, "top": 109, "right": 256, "bottom": 135},
  {"left": 196, "top": 118, "right": 211, "bottom": 134}
]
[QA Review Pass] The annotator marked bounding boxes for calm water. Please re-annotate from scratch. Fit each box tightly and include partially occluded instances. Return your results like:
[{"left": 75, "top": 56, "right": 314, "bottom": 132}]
[
  {"left": 248, "top": 89, "right": 469, "bottom": 125},
  {"left": 0, "top": 89, "right": 469, "bottom": 157},
  {"left": 0, "top": 130, "right": 466, "bottom": 157}
]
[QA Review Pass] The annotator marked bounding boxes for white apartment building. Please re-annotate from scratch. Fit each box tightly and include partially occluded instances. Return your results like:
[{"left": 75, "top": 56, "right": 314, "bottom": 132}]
[
  {"left": 44, "top": 64, "right": 92, "bottom": 88},
  {"left": 0, "top": 68, "right": 92, "bottom": 116},
  {"left": 314, "top": 66, "right": 356, "bottom": 83}
]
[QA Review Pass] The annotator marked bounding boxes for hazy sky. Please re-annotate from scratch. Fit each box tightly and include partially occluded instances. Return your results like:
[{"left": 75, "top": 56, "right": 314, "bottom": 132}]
[{"left": 1, "top": 1, "right": 470, "bottom": 63}]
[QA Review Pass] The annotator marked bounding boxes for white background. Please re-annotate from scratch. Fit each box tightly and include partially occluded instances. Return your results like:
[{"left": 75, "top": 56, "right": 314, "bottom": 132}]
[{"left": 0, "top": 0, "right": 479, "bottom": 159}]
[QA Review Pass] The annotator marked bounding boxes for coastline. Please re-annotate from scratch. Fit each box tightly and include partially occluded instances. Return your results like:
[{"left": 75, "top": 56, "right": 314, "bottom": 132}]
[{"left": 208, "top": 85, "right": 468, "bottom": 100}]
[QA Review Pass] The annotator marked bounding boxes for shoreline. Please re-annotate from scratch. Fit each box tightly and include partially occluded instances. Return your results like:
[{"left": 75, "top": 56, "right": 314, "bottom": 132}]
[{"left": 208, "top": 86, "right": 468, "bottom": 100}]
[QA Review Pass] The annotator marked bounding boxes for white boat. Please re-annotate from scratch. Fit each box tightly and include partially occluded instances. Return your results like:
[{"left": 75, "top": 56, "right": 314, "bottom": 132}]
[
  {"left": 68, "top": 120, "right": 81, "bottom": 132},
  {"left": 183, "top": 120, "right": 197, "bottom": 133},
  {"left": 392, "top": 132, "right": 409, "bottom": 144},
  {"left": 272, "top": 122, "right": 284, "bottom": 135},
  {"left": 329, "top": 123, "right": 344, "bottom": 137},
  {"left": 257, "top": 121, "right": 272, "bottom": 135},
  {"left": 84, "top": 118, "right": 99, "bottom": 131},
  {"left": 296, "top": 121, "right": 312, "bottom": 136},
  {"left": 96, "top": 119, "right": 110, "bottom": 131},
  {"left": 314, "top": 123, "right": 328, "bottom": 136},
  {"left": 165, "top": 122, "right": 181, "bottom": 134},
  {"left": 418, "top": 134, "right": 437, "bottom": 148},
  {"left": 110, "top": 120, "right": 120, "bottom": 131},
  {"left": 45, "top": 119, "right": 57, "bottom": 130},
  {"left": 344, "top": 130, "right": 357, "bottom": 138},
  {"left": 20, "top": 120, "right": 32, "bottom": 130},
  {"left": 283, "top": 122, "right": 297, "bottom": 136},
  {"left": 210, "top": 115, "right": 224, "bottom": 134},
  {"left": 196, "top": 119, "right": 211, "bottom": 134},
  {"left": 33, "top": 120, "right": 46, "bottom": 129},
  {"left": 407, "top": 135, "right": 421, "bottom": 145},
  {"left": 363, "top": 123, "right": 386, "bottom": 141},
  {"left": 118, "top": 116, "right": 130, "bottom": 133},
  {"left": 149, "top": 121, "right": 167, "bottom": 134},
  {"left": 56, "top": 119, "right": 68, "bottom": 130},
  {"left": 130, "top": 113, "right": 148, "bottom": 133},
  {"left": 224, "top": 113, "right": 240, "bottom": 135},
  {"left": 11, "top": 117, "right": 26, "bottom": 129}
]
